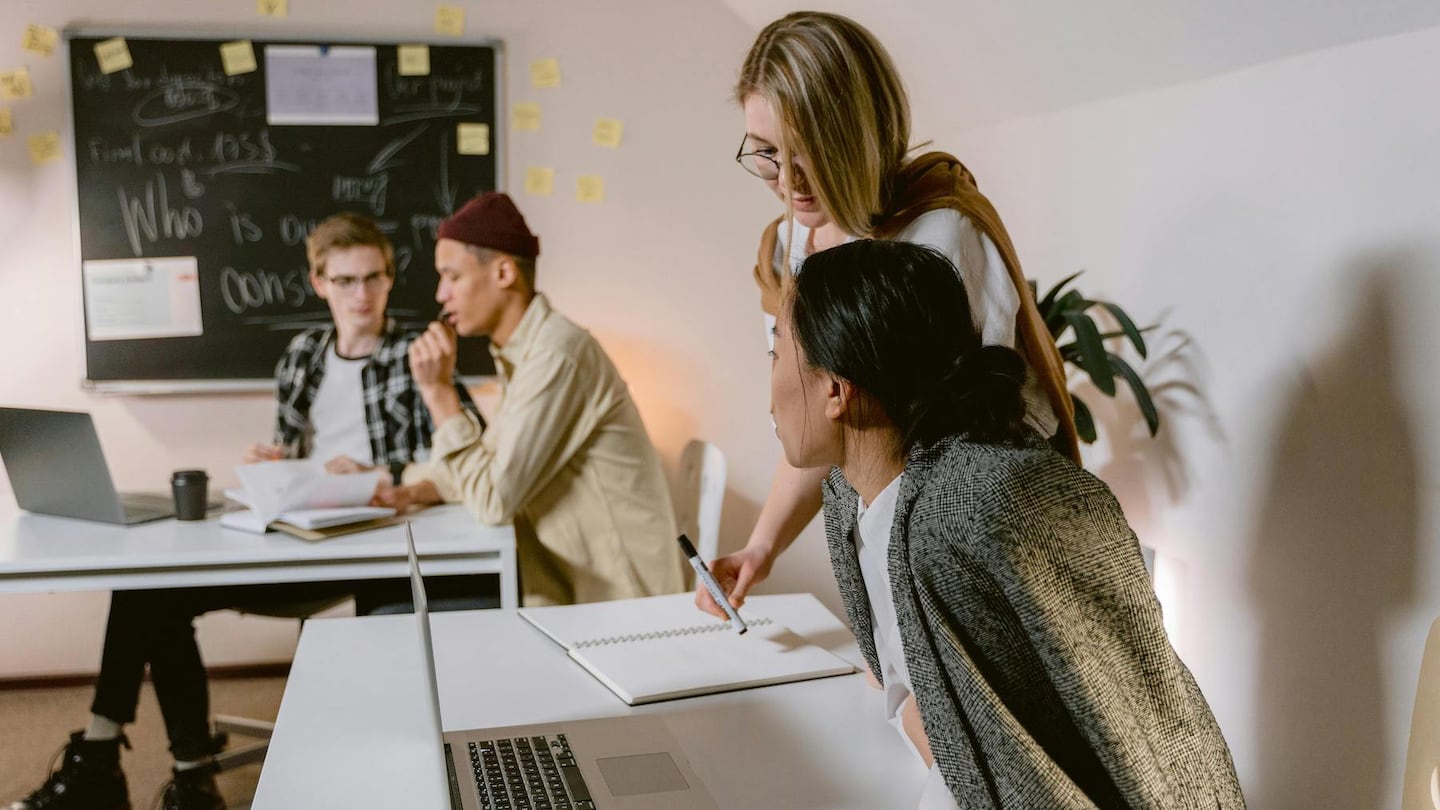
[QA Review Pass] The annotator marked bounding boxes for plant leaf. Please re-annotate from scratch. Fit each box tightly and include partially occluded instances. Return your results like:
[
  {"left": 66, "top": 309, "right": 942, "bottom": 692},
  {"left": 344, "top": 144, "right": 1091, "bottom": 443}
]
[
  {"left": 1096, "top": 301, "right": 1148, "bottom": 359},
  {"left": 1108, "top": 354, "right": 1160, "bottom": 436},
  {"left": 1039, "top": 270, "right": 1085, "bottom": 315},
  {"left": 1063, "top": 311, "right": 1115, "bottom": 395},
  {"left": 1095, "top": 327, "right": 1159, "bottom": 342},
  {"left": 1071, "top": 394, "right": 1096, "bottom": 444},
  {"left": 1048, "top": 290, "right": 1088, "bottom": 337}
]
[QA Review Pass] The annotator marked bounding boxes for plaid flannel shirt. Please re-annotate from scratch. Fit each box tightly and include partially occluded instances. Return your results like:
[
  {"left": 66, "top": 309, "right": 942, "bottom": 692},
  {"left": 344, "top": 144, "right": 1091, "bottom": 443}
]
[{"left": 271, "top": 320, "right": 481, "bottom": 466}]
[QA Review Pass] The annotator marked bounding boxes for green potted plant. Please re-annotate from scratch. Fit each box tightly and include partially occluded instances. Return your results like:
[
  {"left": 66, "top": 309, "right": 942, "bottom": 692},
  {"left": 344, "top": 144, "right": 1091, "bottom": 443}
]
[{"left": 1032, "top": 272, "right": 1159, "bottom": 444}]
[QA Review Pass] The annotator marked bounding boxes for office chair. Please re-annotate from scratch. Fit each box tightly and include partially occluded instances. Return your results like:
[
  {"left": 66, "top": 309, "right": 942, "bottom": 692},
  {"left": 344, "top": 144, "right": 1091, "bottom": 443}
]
[
  {"left": 676, "top": 439, "right": 727, "bottom": 581},
  {"left": 1403, "top": 617, "right": 1440, "bottom": 809}
]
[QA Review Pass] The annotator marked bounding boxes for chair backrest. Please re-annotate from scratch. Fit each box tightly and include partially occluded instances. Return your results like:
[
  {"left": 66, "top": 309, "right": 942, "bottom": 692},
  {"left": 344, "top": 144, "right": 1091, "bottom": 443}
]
[
  {"left": 1403, "top": 617, "right": 1440, "bottom": 810},
  {"left": 676, "top": 439, "right": 726, "bottom": 565}
]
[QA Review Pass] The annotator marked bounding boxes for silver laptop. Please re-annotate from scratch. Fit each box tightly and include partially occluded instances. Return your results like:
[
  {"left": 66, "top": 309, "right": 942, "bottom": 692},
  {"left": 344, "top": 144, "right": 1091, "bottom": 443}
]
[
  {"left": 404, "top": 523, "right": 720, "bottom": 810},
  {"left": 0, "top": 407, "right": 176, "bottom": 525}
]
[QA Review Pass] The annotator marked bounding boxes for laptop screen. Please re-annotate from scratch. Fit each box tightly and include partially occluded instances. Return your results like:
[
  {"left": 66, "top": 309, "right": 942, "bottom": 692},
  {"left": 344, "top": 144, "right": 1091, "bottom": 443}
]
[{"left": 405, "top": 523, "right": 455, "bottom": 805}]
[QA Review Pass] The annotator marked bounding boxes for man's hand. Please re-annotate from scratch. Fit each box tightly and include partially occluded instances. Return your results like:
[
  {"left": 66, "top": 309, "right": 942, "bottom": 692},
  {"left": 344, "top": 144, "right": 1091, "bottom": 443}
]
[
  {"left": 371, "top": 481, "right": 417, "bottom": 513},
  {"left": 243, "top": 443, "right": 286, "bottom": 464},
  {"left": 408, "top": 321, "right": 458, "bottom": 390},
  {"left": 324, "top": 455, "right": 376, "bottom": 475},
  {"left": 409, "top": 322, "right": 465, "bottom": 426},
  {"left": 371, "top": 479, "right": 443, "bottom": 514}
]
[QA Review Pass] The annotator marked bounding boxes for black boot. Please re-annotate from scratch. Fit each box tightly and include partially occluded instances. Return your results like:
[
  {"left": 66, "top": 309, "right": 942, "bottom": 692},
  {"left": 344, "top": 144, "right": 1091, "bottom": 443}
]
[
  {"left": 5, "top": 730, "right": 130, "bottom": 810},
  {"left": 157, "top": 763, "right": 225, "bottom": 810}
]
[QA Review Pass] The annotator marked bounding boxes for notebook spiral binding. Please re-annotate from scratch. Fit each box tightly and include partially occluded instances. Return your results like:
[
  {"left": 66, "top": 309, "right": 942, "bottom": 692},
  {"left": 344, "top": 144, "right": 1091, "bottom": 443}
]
[{"left": 574, "top": 617, "right": 775, "bottom": 649}]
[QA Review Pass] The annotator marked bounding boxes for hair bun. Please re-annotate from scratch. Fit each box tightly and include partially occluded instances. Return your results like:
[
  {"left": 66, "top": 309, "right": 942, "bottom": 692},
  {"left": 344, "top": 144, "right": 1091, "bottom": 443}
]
[
  {"left": 907, "top": 345, "right": 1027, "bottom": 447},
  {"left": 953, "top": 345, "right": 1026, "bottom": 393}
]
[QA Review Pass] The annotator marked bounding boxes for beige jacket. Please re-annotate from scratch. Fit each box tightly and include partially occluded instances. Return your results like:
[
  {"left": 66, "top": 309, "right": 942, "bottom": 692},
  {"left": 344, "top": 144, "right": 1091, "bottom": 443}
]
[{"left": 407, "top": 294, "right": 685, "bottom": 605}]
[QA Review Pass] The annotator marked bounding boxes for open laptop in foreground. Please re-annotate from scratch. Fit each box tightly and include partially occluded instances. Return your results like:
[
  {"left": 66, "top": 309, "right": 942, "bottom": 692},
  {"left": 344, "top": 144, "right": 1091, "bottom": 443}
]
[
  {"left": 0, "top": 407, "right": 178, "bottom": 524},
  {"left": 405, "top": 523, "right": 720, "bottom": 810}
]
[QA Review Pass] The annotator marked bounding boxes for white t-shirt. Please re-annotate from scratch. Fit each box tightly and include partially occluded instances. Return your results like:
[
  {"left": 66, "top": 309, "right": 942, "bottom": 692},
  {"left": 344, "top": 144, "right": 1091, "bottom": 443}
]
[
  {"left": 306, "top": 344, "right": 374, "bottom": 467},
  {"left": 763, "top": 210, "right": 1057, "bottom": 436},
  {"left": 853, "top": 474, "right": 960, "bottom": 810}
]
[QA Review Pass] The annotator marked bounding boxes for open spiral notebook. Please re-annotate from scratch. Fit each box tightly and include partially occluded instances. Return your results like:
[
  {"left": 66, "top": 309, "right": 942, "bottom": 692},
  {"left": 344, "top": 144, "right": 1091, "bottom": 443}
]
[{"left": 518, "top": 592, "right": 856, "bottom": 705}]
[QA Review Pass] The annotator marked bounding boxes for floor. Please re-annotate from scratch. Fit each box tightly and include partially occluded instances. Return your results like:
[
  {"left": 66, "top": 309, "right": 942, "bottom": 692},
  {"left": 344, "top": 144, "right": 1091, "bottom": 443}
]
[{"left": 0, "top": 676, "right": 286, "bottom": 810}]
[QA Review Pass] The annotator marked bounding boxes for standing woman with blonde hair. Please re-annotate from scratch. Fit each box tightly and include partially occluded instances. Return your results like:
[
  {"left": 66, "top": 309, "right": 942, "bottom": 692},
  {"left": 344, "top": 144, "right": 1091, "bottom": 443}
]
[{"left": 702, "top": 13, "right": 1078, "bottom": 615}]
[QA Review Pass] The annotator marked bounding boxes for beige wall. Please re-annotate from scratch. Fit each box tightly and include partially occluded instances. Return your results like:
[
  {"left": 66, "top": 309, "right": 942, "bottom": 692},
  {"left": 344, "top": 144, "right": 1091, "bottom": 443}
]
[
  {"left": 938, "top": 25, "right": 1440, "bottom": 809},
  {"left": 0, "top": 0, "right": 829, "bottom": 677}
]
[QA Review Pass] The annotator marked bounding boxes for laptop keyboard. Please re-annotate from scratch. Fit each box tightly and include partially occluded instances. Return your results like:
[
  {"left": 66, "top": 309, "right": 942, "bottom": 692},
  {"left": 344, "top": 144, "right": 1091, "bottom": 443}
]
[{"left": 469, "top": 733, "right": 595, "bottom": 810}]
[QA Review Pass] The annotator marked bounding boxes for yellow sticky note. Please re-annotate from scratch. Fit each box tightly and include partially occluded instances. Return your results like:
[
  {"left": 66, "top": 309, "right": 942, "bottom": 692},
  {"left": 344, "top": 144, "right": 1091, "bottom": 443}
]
[
  {"left": 456, "top": 123, "right": 490, "bottom": 156},
  {"left": 398, "top": 44, "right": 430, "bottom": 76},
  {"left": 435, "top": 5, "right": 465, "bottom": 36},
  {"left": 530, "top": 58, "right": 561, "bottom": 89},
  {"left": 0, "top": 108, "right": 12, "bottom": 136},
  {"left": 0, "top": 69, "right": 32, "bottom": 101},
  {"left": 22, "top": 24, "right": 59, "bottom": 58},
  {"left": 524, "top": 167, "right": 555, "bottom": 196},
  {"left": 511, "top": 102, "right": 541, "bottom": 132},
  {"left": 592, "top": 118, "right": 624, "bottom": 148},
  {"left": 219, "top": 41, "right": 257, "bottom": 76},
  {"left": 257, "top": 0, "right": 288, "bottom": 17},
  {"left": 576, "top": 175, "right": 605, "bottom": 203},
  {"left": 0, "top": 68, "right": 34, "bottom": 101},
  {"left": 28, "top": 131, "right": 61, "bottom": 165},
  {"left": 95, "top": 37, "right": 133, "bottom": 75}
]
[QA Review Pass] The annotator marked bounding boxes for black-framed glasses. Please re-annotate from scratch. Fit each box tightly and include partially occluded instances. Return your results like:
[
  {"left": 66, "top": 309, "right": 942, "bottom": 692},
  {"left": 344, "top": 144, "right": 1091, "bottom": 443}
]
[
  {"left": 735, "top": 135, "right": 782, "bottom": 181},
  {"left": 323, "top": 270, "right": 392, "bottom": 292}
]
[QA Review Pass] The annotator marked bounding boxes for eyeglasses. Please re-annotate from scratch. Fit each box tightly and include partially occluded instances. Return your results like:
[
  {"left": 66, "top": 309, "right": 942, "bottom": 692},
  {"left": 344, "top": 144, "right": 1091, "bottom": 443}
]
[
  {"left": 735, "top": 135, "right": 784, "bottom": 181},
  {"left": 323, "top": 271, "right": 392, "bottom": 292}
]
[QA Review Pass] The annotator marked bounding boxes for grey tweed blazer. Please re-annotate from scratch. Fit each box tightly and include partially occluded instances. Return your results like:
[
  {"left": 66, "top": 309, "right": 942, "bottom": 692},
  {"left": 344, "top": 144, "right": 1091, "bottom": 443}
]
[{"left": 822, "top": 434, "right": 1244, "bottom": 809}]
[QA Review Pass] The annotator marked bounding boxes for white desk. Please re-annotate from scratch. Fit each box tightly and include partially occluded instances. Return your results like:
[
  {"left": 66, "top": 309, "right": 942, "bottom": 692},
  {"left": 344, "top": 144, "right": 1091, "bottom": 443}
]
[
  {"left": 253, "top": 594, "right": 925, "bottom": 809},
  {"left": 0, "top": 504, "right": 519, "bottom": 609}
]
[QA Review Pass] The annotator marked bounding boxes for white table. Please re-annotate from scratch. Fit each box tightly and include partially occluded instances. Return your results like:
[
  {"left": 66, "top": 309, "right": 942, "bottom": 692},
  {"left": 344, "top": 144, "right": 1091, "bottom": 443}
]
[
  {"left": 0, "top": 504, "right": 519, "bottom": 609},
  {"left": 253, "top": 593, "right": 926, "bottom": 809}
]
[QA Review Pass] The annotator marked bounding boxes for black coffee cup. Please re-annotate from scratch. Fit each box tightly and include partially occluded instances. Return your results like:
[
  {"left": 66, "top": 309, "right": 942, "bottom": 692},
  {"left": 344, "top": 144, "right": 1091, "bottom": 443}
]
[{"left": 171, "top": 469, "right": 209, "bottom": 521}]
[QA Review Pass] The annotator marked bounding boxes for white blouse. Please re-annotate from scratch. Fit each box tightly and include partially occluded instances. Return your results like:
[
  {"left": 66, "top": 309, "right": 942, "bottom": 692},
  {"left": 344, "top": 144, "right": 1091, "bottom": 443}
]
[
  {"left": 762, "top": 211, "right": 1057, "bottom": 437},
  {"left": 852, "top": 474, "right": 960, "bottom": 810}
]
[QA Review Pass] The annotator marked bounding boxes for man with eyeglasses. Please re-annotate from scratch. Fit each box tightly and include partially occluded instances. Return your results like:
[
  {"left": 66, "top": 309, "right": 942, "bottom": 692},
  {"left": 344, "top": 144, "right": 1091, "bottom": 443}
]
[{"left": 245, "top": 212, "right": 479, "bottom": 479}]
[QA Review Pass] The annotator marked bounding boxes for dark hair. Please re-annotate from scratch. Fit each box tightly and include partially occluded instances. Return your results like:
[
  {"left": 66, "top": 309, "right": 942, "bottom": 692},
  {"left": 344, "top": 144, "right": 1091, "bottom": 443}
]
[{"left": 788, "top": 239, "right": 1028, "bottom": 451}]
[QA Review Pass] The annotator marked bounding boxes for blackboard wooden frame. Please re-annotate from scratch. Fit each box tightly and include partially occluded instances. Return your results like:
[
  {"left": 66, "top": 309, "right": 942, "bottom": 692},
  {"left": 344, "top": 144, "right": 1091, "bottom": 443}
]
[{"left": 64, "top": 29, "right": 504, "bottom": 394}]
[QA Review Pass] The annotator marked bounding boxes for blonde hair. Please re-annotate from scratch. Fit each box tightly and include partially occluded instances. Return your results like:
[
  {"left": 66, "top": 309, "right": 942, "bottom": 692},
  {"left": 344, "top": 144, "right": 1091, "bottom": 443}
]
[
  {"left": 306, "top": 212, "right": 396, "bottom": 279},
  {"left": 736, "top": 12, "right": 911, "bottom": 237}
]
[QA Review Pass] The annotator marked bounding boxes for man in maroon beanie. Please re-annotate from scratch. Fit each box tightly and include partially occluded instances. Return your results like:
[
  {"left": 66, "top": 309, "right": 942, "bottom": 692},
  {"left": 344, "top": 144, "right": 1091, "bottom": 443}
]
[{"left": 377, "top": 193, "right": 685, "bottom": 605}]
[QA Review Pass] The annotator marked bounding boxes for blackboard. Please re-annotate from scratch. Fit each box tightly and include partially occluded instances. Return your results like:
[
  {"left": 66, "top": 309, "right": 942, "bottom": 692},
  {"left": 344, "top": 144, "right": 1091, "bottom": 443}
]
[{"left": 67, "top": 34, "right": 500, "bottom": 388}]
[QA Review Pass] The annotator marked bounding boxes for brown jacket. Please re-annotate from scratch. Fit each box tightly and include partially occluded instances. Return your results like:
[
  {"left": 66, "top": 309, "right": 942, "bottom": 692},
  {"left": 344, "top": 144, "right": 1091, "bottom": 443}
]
[{"left": 751, "top": 151, "right": 1081, "bottom": 462}]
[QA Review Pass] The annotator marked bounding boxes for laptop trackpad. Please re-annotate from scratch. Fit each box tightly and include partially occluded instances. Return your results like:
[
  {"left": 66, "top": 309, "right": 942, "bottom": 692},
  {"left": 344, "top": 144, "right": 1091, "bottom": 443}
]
[{"left": 595, "top": 753, "right": 689, "bottom": 796}]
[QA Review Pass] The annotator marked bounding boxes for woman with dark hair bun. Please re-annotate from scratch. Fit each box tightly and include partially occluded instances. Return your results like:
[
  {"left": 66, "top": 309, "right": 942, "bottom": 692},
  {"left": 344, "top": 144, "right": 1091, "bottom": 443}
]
[{"left": 765, "top": 239, "right": 1244, "bottom": 808}]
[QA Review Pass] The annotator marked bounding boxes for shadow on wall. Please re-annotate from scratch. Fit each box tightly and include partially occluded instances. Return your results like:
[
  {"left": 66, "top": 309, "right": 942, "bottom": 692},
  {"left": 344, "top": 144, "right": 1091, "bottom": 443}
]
[
  {"left": 1091, "top": 325, "right": 1227, "bottom": 536},
  {"left": 1246, "top": 256, "right": 1419, "bottom": 809}
]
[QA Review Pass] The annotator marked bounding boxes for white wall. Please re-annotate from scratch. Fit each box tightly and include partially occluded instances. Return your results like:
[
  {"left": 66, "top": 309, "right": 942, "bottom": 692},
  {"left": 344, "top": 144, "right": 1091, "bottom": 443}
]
[
  {"left": 0, "top": 0, "right": 797, "bottom": 678},
  {"left": 937, "top": 25, "right": 1440, "bottom": 809}
]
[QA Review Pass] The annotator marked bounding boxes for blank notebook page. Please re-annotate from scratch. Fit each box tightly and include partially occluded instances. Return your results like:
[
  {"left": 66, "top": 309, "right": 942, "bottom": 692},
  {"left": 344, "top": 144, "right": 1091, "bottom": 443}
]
[{"left": 519, "top": 593, "right": 855, "bottom": 705}]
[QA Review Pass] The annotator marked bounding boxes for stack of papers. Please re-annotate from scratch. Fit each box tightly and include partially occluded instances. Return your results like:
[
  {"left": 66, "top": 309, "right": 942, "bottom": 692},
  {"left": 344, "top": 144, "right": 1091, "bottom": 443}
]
[{"left": 221, "top": 460, "right": 395, "bottom": 538}]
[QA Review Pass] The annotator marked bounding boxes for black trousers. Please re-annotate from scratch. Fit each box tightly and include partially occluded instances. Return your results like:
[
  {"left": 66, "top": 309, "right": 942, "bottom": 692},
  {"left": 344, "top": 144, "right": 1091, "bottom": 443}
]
[{"left": 88, "top": 575, "right": 497, "bottom": 761}]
